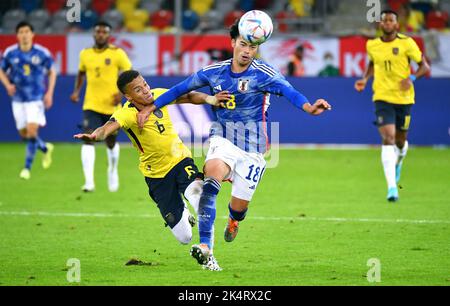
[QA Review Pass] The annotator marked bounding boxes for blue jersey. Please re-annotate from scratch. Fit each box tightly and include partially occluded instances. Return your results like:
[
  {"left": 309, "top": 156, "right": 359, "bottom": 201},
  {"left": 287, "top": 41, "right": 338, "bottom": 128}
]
[
  {"left": 154, "top": 59, "right": 309, "bottom": 153},
  {"left": 0, "top": 44, "right": 54, "bottom": 102}
]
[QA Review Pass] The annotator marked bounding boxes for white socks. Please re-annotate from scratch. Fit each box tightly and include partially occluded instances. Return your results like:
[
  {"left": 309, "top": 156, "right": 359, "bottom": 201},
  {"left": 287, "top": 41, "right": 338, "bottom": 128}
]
[
  {"left": 82, "top": 143, "right": 120, "bottom": 192},
  {"left": 395, "top": 141, "right": 409, "bottom": 166},
  {"left": 171, "top": 208, "right": 193, "bottom": 245},
  {"left": 381, "top": 145, "right": 397, "bottom": 189},
  {"left": 81, "top": 144, "right": 95, "bottom": 190},
  {"left": 184, "top": 179, "right": 203, "bottom": 214},
  {"left": 107, "top": 143, "right": 120, "bottom": 192}
]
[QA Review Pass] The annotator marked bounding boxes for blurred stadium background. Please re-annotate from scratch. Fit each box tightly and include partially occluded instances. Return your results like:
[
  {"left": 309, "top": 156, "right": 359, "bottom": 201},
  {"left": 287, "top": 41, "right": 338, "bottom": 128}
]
[{"left": 0, "top": 0, "right": 449, "bottom": 145}]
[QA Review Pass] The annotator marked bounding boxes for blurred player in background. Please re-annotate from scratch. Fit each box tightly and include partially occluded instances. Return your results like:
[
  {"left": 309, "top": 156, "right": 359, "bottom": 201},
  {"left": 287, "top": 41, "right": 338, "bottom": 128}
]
[
  {"left": 0, "top": 21, "right": 56, "bottom": 180},
  {"left": 355, "top": 10, "right": 430, "bottom": 202},
  {"left": 74, "top": 70, "right": 229, "bottom": 270},
  {"left": 137, "top": 20, "right": 331, "bottom": 270},
  {"left": 70, "top": 21, "right": 132, "bottom": 192}
]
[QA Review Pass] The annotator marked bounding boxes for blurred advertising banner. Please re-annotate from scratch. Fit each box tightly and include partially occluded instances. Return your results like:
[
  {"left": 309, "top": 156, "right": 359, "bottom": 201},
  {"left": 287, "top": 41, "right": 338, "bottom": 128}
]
[
  {"left": 158, "top": 34, "right": 232, "bottom": 75},
  {"left": 431, "top": 33, "right": 450, "bottom": 77},
  {"left": 259, "top": 37, "right": 340, "bottom": 76},
  {"left": 67, "top": 33, "right": 159, "bottom": 75},
  {"left": 1, "top": 34, "right": 448, "bottom": 77},
  {"left": 0, "top": 35, "right": 67, "bottom": 74}
]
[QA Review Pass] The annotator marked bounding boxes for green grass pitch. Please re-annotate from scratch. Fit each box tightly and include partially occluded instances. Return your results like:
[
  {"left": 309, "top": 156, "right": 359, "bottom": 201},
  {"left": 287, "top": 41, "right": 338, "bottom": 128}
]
[{"left": 0, "top": 143, "right": 449, "bottom": 286}]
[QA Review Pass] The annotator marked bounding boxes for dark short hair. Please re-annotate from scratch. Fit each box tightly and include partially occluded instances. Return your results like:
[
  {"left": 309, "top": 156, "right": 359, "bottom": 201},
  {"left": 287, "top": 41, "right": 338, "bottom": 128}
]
[
  {"left": 380, "top": 9, "right": 399, "bottom": 19},
  {"left": 229, "top": 19, "right": 240, "bottom": 40},
  {"left": 94, "top": 21, "right": 112, "bottom": 30},
  {"left": 16, "top": 21, "right": 34, "bottom": 33},
  {"left": 117, "top": 70, "right": 140, "bottom": 94}
]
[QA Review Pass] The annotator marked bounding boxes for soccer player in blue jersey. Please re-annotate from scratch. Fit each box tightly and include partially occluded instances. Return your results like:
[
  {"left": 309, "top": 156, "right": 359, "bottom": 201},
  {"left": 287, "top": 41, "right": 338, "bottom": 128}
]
[
  {"left": 137, "top": 20, "right": 331, "bottom": 270},
  {"left": 0, "top": 22, "right": 57, "bottom": 180}
]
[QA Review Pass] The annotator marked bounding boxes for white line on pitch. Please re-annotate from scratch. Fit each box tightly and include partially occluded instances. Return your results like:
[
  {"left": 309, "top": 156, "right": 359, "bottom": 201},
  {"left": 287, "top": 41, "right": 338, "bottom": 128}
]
[{"left": 0, "top": 210, "right": 449, "bottom": 225}]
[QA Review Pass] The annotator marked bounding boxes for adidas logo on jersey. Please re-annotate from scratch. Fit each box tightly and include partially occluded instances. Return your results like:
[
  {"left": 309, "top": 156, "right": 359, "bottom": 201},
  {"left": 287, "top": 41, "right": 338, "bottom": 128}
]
[{"left": 214, "top": 85, "right": 222, "bottom": 91}]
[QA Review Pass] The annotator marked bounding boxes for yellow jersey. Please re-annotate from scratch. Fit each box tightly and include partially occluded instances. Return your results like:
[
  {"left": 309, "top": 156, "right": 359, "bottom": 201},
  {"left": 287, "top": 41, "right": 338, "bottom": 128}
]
[
  {"left": 79, "top": 45, "right": 132, "bottom": 115},
  {"left": 111, "top": 88, "right": 192, "bottom": 178},
  {"left": 367, "top": 34, "right": 423, "bottom": 105}
]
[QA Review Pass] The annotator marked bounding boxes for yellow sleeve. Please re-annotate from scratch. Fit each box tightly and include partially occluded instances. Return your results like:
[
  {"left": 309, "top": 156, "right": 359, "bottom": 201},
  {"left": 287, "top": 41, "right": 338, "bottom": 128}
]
[
  {"left": 78, "top": 49, "right": 86, "bottom": 72},
  {"left": 111, "top": 108, "right": 132, "bottom": 130},
  {"left": 118, "top": 49, "right": 132, "bottom": 71},
  {"left": 366, "top": 40, "right": 374, "bottom": 62},
  {"left": 406, "top": 38, "right": 423, "bottom": 64}
]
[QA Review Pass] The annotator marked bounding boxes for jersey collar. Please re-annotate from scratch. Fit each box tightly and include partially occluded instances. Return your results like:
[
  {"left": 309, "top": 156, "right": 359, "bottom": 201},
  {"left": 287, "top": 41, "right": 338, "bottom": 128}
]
[{"left": 228, "top": 58, "right": 253, "bottom": 78}]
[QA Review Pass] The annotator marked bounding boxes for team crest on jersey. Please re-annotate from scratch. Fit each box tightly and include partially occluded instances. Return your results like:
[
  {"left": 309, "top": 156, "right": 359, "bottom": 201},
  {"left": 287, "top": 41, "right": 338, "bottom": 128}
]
[
  {"left": 154, "top": 109, "right": 163, "bottom": 118},
  {"left": 31, "top": 56, "right": 41, "bottom": 65},
  {"left": 238, "top": 79, "right": 250, "bottom": 93},
  {"left": 393, "top": 48, "right": 399, "bottom": 55},
  {"left": 105, "top": 58, "right": 111, "bottom": 65}
]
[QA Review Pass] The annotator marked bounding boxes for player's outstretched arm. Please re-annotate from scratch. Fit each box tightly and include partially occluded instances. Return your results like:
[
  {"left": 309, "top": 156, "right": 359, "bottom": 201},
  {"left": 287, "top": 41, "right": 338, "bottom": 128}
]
[
  {"left": 74, "top": 121, "right": 120, "bottom": 142},
  {"left": 175, "top": 91, "right": 231, "bottom": 106},
  {"left": 355, "top": 62, "right": 374, "bottom": 92}
]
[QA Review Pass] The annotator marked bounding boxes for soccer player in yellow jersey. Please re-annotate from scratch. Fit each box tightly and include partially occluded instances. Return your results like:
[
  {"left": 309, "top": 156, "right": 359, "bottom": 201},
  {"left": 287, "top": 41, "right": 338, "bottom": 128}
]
[
  {"left": 355, "top": 10, "right": 430, "bottom": 202},
  {"left": 74, "top": 70, "right": 230, "bottom": 271},
  {"left": 70, "top": 21, "right": 132, "bottom": 193}
]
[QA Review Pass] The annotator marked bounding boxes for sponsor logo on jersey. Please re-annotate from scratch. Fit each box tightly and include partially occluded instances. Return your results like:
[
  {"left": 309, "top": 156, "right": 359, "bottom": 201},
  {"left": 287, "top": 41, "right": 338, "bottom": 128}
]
[
  {"left": 214, "top": 85, "right": 222, "bottom": 92},
  {"left": 105, "top": 58, "right": 111, "bottom": 65},
  {"left": 393, "top": 47, "right": 399, "bottom": 55}
]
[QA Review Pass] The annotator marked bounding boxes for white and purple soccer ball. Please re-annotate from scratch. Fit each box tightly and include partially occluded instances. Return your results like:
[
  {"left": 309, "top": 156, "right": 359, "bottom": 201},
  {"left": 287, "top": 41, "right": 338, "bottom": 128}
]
[{"left": 238, "top": 10, "right": 273, "bottom": 45}]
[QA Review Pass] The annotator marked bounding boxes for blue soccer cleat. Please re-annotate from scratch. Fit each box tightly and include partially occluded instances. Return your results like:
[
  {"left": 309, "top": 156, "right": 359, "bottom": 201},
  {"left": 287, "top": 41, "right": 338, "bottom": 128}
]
[
  {"left": 395, "top": 163, "right": 403, "bottom": 184},
  {"left": 387, "top": 187, "right": 399, "bottom": 202}
]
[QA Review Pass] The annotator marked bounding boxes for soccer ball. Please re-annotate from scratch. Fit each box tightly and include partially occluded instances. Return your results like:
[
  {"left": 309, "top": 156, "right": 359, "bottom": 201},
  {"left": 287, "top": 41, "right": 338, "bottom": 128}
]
[{"left": 238, "top": 10, "right": 273, "bottom": 45}]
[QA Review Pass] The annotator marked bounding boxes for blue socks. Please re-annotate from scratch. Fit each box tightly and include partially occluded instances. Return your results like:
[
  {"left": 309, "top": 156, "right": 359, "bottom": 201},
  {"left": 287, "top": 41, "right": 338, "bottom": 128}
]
[
  {"left": 229, "top": 204, "right": 248, "bottom": 221},
  {"left": 198, "top": 177, "right": 221, "bottom": 249},
  {"left": 25, "top": 138, "right": 38, "bottom": 170},
  {"left": 24, "top": 136, "right": 48, "bottom": 170}
]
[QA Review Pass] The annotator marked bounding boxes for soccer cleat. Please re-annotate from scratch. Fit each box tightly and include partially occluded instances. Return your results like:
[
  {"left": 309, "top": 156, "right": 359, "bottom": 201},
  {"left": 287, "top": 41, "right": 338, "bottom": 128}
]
[
  {"left": 19, "top": 168, "right": 31, "bottom": 180},
  {"left": 42, "top": 143, "right": 54, "bottom": 169},
  {"left": 387, "top": 187, "right": 399, "bottom": 202},
  {"left": 190, "top": 244, "right": 210, "bottom": 265},
  {"left": 81, "top": 184, "right": 95, "bottom": 193},
  {"left": 395, "top": 162, "right": 403, "bottom": 184},
  {"left": 202, "top": 255, "right": 222, "bottom": 271},
  {"left": 188, "top": 214, "right": 196, "bottom": 227},
  {"left": 224, "top": 218, "right": 239, "bottom": 242},
  {"left": 108, "top": 168, "right": 119, "bottom": 192}
]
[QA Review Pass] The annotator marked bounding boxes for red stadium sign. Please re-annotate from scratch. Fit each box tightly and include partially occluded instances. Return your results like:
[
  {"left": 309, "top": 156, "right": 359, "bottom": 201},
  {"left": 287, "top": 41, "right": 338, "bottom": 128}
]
[{"left": 158, "top": 35, "right": 232, "bottom": 75}]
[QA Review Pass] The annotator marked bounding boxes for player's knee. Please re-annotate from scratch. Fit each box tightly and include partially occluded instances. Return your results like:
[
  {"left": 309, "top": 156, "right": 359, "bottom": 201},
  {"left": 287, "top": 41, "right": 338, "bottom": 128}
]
[
  {"left": 204, "top": 160, "right": 230, "bottom": 181},
  {"left": 382, "top": 134, "right": 395, "bottom": 145},
  {"left": 171, "top": 223, "right": 193, "bottom": 245}
]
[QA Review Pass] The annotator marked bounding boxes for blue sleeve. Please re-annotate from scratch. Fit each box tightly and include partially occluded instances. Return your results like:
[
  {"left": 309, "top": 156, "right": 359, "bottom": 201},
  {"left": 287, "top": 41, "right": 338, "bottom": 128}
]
[
  {"left": 154, "top": 69, "right": 210, "bottom": 109},
  {"left": 260, "top": 73, "right": 309, "bottom": 109}
]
